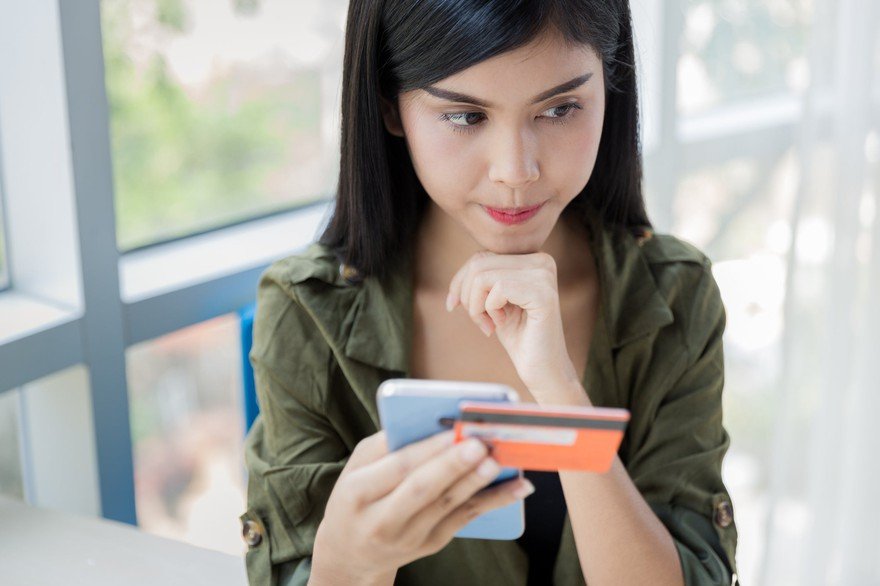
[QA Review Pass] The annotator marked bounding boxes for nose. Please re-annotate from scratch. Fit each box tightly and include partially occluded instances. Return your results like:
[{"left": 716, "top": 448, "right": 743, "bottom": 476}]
[{"left": 487, "top": 126, "right": 540, "bottom": 189}]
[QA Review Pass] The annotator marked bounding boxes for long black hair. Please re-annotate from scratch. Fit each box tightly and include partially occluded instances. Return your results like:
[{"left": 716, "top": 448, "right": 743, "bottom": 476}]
[{"left": 320, "top": 0, "right": 650, "bottom": 282}]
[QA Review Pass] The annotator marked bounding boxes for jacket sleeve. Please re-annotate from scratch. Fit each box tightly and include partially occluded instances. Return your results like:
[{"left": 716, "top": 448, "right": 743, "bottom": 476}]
[
  {"left": 240, "top": 271, "right": 349, "bottom": 586},
  {"left": 626, "top": 260, "right": 739, "bottom": 585}
]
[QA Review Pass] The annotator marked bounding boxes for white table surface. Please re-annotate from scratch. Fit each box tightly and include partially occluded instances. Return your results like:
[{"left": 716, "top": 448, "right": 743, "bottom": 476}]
[{"left": 0, "top": 496, "right": 247, "bottom": 585}]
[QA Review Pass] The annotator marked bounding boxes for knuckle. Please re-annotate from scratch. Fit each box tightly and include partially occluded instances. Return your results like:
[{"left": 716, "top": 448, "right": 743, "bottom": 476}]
[
  {"left": 353, "top": 433, "right": 378, "bottom": 455},
  {"left": 407, "top": 478, "right": 430, "bottom": 500},
  {"left": 394, "top": 455, "right": 413, "bottom": 478},
  {"left": 366, "top": 521, "right": 392, "bottom": 543},
  {"left": 461, "top": 500, "right": 482, "bottom": 521},
  {"left": 336, "top": 470, "right": 356, "bottom": 490},
  {"left": 436, "top": 490, "right": 456, "bottom": 511},
  {"left": 340, "top": 477, "right": 366, "bottom": 506}
]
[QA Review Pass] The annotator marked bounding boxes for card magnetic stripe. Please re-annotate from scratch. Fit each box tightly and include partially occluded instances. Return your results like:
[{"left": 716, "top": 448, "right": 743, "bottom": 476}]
[{"left": 459, "top": 411, "right": 627, "bottom": 430}]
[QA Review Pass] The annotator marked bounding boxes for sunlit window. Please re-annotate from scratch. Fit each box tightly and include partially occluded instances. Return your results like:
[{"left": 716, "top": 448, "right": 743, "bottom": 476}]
[
  {"left": 126, "top": 313, "right": 246, "bottom": 556},
  {"left": 668, "top": 134, "right": 839, "bottom": 578},
  {"left": 678, "top": 0, "right": 811, "bottom": 115},
  {"left": 101, "top": 0, "right": 348, "bottom": 251}
]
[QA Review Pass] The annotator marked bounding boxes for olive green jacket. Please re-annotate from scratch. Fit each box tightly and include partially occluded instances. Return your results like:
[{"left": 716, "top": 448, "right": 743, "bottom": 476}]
[{"left": 240, "top": 213, "right": 739, "bottom": 585}]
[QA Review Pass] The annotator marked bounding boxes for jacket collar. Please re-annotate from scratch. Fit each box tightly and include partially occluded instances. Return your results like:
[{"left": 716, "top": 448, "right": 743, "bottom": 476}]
[
  {"left": 340, "top": 208, "right": 673, "bottom": 376},
  {"left": 590, "top": 213, "right": 675, "bottom": 348},
  {"left": 342, "top": 254, "right": 414, "bottom": 374}
]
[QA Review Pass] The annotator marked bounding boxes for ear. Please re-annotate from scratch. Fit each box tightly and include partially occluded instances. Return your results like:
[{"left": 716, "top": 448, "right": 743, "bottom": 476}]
[{"left": 379, "top": 95, "right": 405, "bottom": 138}]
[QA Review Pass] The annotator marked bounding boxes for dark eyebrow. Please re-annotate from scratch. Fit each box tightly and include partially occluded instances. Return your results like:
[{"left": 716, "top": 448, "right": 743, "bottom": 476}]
[{"left": 423, "top": 72, "right": 593, "bottom": 108}]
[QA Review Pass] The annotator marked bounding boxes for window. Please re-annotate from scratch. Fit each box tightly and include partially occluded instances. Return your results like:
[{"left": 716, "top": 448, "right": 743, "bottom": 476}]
[
  {"left": 678, "top": 0, "right": 811, "bottom": 115},
  {"left": 668, "top": 2, "right": 818, "bottom": 579},
  {"left": 101, "top": 0, "right": 348, "bottom": 251},
  {"left": 127, "top": 313, "right": 246, "bottom": 555}
]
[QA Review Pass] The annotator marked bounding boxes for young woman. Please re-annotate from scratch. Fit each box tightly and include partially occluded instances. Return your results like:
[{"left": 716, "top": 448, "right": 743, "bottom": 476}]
[{"left": 240, "top": 1, "right": 739, "bottom": 584}]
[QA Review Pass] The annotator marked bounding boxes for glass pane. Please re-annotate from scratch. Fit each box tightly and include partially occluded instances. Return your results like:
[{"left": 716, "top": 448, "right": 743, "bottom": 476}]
[
  {"left": 678, "top": 0, "right": 812, "bottom": 115},
  {"left": 0, "top": 390, "right": 25, "bottom": 500},
  {"left": 126, "top": 313, "right": 246, "bottom": 555},
  {"left": 101, "top": 0, "right": 348, "bottom": 251},
  {"left": 669, "top": 144, "right": 840, "bottom": 585}
]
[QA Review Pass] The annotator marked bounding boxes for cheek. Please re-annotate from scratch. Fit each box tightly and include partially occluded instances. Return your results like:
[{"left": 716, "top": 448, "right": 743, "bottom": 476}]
[
  {"left": 567, "top": 106, "right": 604, "bottom": 161},
  {"left": 402, "top": 116, "right": 476, "bottom": 205},
  {"left": 545, "top": 110, "right": 604, "bottom": 191}
]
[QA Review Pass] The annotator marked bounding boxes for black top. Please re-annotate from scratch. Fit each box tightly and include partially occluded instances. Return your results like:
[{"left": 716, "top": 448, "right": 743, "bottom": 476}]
[{"left": 516, "top": 469, "right": 567, "bottom": 585}]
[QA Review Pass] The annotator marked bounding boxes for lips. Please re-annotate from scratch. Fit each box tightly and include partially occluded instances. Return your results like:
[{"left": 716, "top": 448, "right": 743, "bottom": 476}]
[
  {"left": 483, "top": 203, "right": 544, "bottom": 216},
  {"left": 488, "top": 204, "right": 542, "bottom": 214},
  {"left": 483, "top": 202, "right": 545, "bottom": 225}
]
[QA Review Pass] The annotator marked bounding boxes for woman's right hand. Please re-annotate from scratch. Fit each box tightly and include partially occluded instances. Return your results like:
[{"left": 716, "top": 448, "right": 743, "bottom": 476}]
[{"left": 310, "top": 428, "right": 534, "bottom": 584}]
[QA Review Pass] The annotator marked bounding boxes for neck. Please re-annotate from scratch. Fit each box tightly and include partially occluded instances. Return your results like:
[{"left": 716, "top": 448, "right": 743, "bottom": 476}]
[{"left": 413, "top": 202, "right": 595, "bottom": 294}]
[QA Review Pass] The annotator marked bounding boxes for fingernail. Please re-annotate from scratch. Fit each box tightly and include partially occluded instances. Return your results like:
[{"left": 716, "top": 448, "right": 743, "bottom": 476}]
[
  {"left": 513, "top": 480, "right": 535, "bottom": 498},
  {"left": 460, "top": 439, "right": 487, "bottom": 463},
  {"left": 476, "top": 458, "right": 500, "bottom": 479},
  {"left": 480, "top": 323, "right": 492, "bottom": 337},
  {"left": 445, "top": 293, "right": 455, "bottom": 312}
]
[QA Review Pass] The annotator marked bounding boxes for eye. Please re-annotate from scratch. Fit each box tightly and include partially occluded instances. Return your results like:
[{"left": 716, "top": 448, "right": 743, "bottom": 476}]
[
  {"left": 440, "top": 112, "right": 483, "bottom": 133},
  {"left": 545, "top": 102, "right": 583, "bottom": 124},
  {"left": 437, "top": 101, "right": 583, "bottom": 135}
]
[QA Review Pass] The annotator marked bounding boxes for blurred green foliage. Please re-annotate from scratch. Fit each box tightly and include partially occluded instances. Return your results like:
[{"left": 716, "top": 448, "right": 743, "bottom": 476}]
[{"left": 102, "top": 0, "right": 322, "bottom": 251}]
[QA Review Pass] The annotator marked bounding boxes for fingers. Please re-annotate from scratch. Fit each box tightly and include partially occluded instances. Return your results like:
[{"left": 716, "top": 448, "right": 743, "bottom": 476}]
[
  {"left": 423, "top": 476, "right": 534, "bottom": 549},
  {"left": 447, "top": 252, "right": 557, "bottom": 331},
  {"left": 405, "top": 454, "right": 505, "bottom": 539},
  {"left": 371, "top": 437, "right": 495, "bottom": 533},
  {"left": 484, "top": 281, "right": 511, "bottom": 321},
  {"left": 446, "top": 257, "right": 474, "bottom": 312},
  {"left": 346, "top": 430, "right": 456, "bottom": 503},
  {"left": 485, "top": 278, "right": 549, "bottom": 315},
  {"left": 467, "top": 270, "right": 509, "bottom": 336},
  {"left": 448, "top": 253, "right": 546, "bottom": 311}
]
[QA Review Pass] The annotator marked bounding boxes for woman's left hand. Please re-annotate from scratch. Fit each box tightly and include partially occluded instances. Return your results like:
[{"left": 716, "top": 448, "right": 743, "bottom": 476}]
[{"left": 446, "top": 250, "right": 580, "bottom": 401}]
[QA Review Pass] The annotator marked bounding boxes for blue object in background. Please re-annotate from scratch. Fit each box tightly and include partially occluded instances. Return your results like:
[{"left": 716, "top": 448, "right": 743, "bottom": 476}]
[{"left": 239, "top": 302, "right": 259, "bottom": 434}]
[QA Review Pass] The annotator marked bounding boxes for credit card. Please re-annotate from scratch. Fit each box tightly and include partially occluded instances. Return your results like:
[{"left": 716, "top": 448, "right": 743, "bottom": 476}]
[{"left": 451, "top": 401, "right": 630, "bottom": 472}]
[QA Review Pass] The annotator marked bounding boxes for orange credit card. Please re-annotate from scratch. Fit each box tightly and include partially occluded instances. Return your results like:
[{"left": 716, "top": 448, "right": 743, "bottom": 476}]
[{"left": 451, "top": 401, "right": 630, "bottom": 472}]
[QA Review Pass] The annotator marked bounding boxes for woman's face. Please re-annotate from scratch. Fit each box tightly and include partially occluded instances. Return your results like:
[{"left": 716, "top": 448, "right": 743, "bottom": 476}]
[{"left": 380, "top": 28, "right": 606, "bottom": 255}]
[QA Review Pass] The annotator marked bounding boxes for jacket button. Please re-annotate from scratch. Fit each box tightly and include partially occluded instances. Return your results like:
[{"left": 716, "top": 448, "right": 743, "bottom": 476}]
[
  {"left": 242, "top": 519, "right": 263, "bottom": 547},
  {"left": 714, "top": 500, "right": 734, "bottom": 528},
  {"left": 339, "top": 263, "right": 362, "bottom": 284}
]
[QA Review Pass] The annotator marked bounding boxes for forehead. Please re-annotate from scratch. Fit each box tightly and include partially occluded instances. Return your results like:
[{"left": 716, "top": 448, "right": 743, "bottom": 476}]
[{"left": 409, "top": 29, "right": 601, "bottom": 108}]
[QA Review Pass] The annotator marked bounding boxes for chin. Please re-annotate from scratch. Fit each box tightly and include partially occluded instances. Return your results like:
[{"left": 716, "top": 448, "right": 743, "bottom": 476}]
[{"left": 476, "top": 231, "right": 548, "bottom": 255}]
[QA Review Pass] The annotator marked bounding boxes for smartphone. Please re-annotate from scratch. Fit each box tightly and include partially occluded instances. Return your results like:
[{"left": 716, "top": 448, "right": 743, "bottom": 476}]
[{"left": 376, "top": 378, "right": 525, "bottom": 540}]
